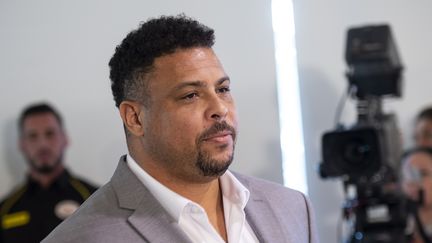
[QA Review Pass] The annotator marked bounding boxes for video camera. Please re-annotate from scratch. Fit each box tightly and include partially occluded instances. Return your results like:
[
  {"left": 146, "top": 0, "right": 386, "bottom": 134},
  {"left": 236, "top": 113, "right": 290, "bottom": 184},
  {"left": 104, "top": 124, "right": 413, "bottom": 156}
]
[
  {"left": 320, "top": 24, "right": 403, "bottom": 181},
  {"left": 319, "top": 24, "right": 409, "bottom": 243}
]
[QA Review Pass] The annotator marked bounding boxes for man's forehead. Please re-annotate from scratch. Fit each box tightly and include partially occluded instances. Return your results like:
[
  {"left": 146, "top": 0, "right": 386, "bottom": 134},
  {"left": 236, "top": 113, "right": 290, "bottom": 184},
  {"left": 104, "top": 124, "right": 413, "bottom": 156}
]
[
  {"left": 23, "top": 113, "right": 61, "bottom": 130},
  {"left": 153, "top": 47, "right": 222, "bottom": 71}
]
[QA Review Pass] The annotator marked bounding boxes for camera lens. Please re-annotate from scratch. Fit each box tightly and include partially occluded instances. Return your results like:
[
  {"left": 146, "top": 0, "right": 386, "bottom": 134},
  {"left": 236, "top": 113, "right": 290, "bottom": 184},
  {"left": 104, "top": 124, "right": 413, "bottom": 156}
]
[
  {"left": 343, "top": 140, "right": 371, "bottom": 166},
  {"left": 321, "top": 127, "right": 381, "bottom": 178}
]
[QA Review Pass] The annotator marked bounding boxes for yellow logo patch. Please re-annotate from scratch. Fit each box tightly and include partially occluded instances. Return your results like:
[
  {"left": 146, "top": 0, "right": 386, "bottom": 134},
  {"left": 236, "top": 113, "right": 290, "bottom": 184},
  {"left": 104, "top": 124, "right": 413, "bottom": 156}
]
[{"left": 1, "top": 211, "right": 30, "bottom": 229}]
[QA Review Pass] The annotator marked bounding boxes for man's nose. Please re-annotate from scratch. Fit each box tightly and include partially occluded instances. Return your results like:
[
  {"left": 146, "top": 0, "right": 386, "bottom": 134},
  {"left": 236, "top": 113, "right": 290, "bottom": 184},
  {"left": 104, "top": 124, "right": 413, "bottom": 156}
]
[
  {"left": 206, "top": 96, "right": 228, "bottom": 122},
  {"left": 35, "top": 135, "right": 51, "bottom": 147}
]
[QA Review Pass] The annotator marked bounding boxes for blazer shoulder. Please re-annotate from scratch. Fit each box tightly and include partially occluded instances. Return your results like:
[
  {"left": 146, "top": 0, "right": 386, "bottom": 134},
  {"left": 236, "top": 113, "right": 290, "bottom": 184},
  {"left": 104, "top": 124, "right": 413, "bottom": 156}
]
[
  {"left": 233, "top": 172, "right": 313, "bottom": 226},
  {"left": 233, "top": 172, "right": 305, "bottom": 199},
  {"left": 234, "top": 172, "right": 319, "bottom": 242},
  {"left": 42, "top": 182, "right": 133, "bottom": 243}
]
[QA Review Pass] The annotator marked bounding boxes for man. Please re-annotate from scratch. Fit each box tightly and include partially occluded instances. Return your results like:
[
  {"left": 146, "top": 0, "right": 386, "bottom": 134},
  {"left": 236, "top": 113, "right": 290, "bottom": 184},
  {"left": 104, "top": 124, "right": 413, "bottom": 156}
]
[
  {"left": 414, "top": 107, "right": 432, "bottom": 148},
  {"left": 43, "top": 15, "right": 318, "bottom": 243},
  {"left": 398, "top": 108, "right": 432, "bottom": 243},
  {"left": 0, "top": 103, "right": 97, "bottom": 243},
  {"left": 402, "top": 148, "right": 432, "bottom": 243}
]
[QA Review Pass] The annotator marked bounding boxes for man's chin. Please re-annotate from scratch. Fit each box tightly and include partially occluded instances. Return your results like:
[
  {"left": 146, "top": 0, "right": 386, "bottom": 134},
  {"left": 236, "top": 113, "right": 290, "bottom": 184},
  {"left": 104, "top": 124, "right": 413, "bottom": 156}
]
[
  {"left": 196, "top": 154, "right": 233, "bottom": 177},
  {"left": 34, "top": 165, "right": 57, "bottom": 174},
  {"left": 29, "top": 160, "right": 59, "bottom": 174},
  {"left": 202, "top": 145, "right": 234, "bottom": 158},
  {"left": 27, "top": 154, "right": 63, "bottom": 175}
]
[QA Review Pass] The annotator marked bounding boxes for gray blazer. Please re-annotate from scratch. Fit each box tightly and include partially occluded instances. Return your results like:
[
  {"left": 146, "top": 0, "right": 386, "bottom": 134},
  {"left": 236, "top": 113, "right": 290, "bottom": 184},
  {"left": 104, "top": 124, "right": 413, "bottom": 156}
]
[{"left": 42, "top": 156, "right": 319, "bottom": 243}]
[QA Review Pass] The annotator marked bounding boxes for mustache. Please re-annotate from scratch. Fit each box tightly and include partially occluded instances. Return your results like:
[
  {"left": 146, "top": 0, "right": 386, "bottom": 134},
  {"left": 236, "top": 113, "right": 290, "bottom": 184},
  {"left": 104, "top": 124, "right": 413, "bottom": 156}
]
[
  {"left": 198, "top": 121, "right": 237, "bottom": 142},
  {"left": 37, "top": 148, "right": 53, "bottom": 156}
]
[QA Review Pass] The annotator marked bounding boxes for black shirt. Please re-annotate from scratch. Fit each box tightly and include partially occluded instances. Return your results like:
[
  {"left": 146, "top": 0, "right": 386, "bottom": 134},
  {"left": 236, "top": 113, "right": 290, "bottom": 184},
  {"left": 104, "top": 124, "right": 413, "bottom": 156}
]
[{"left": 0, "top": 170, "right": 97, "bottom": 243}]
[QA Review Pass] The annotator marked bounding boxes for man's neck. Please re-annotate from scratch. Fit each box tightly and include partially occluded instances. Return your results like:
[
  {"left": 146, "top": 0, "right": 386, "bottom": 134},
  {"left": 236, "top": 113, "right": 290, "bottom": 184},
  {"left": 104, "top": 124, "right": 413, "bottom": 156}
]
[
  {"left": 168, "top": 177, "right": 227, "bottom": 241},
  {"left": 29, "top": 164, "right": 65, "bottom": 189},
  {"left": 130, "top": 151, "right": 228, "bottom": 241}
]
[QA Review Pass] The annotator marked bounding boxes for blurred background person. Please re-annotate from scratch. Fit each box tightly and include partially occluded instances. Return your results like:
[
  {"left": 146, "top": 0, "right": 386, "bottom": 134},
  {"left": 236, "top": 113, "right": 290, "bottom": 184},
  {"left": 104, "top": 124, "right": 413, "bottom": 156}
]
[
  {"left": 402, "top": 148, "right": 432, "bottom": 243},
  {"left": 0, "top": 103, "right": 97, "bottom": 243},
  {"left": 400, "top": 107, "right": 432, "bottom": 243},
  {"left": 414, "top": 107, "right": 432, "bottom": 148}
]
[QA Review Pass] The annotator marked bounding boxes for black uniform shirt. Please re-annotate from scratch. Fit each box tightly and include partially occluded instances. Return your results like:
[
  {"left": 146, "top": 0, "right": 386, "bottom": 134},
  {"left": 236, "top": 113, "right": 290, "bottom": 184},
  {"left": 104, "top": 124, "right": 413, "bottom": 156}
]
[{"left": 0, "top": 170, "right": 97, "bottom": 243}]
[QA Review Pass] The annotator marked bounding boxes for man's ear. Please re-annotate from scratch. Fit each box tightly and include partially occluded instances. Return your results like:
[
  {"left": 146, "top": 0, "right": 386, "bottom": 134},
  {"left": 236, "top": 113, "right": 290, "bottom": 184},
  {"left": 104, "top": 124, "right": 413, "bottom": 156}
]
[{"left": 119, "top": 101, "right": 145, "bottom": 136}]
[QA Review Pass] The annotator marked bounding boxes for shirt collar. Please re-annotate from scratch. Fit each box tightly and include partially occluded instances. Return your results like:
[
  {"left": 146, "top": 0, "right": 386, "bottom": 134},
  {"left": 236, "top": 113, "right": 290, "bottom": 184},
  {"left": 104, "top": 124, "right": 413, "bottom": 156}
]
[
  {"left": 220, "top": 171, "right": 250, "bottom": 209},
  {"left": 126, "top": 154, "right": 189, "bottom": 222},
  {"left": 126, "top": 154, "right": 250, "bottom": 220}
]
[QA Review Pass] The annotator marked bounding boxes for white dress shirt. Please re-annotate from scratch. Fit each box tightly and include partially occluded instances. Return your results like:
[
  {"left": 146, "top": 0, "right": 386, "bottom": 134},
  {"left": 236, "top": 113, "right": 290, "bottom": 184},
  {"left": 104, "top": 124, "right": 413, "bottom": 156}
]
[{"left": 126, "top": 154, "right": 259, "bottom": 243}]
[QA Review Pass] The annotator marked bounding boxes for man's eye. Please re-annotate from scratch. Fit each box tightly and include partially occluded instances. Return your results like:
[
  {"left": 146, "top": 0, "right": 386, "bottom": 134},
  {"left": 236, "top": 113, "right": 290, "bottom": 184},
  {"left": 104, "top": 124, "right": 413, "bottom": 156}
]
[
  {"left": 218, "top": 87, "right": 230, "bottom": 93},
  {"left": 183, "top": 93, "right": 198, "bottom": 100},
  {"left": 27, "top": 133, "right": 38, "bottom": 141}
]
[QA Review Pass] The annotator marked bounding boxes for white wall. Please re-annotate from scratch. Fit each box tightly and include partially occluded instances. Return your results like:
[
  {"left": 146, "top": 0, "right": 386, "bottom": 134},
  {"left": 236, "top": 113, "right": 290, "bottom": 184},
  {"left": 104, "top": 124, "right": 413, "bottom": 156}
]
[
  {"left": 294, "top": 0, "right": 432, "bottom": 242},
  {"left": 4, "top": 1, "right": 429, "bottom": 242},
  {"left": 0, "top": 0, "right": 283, "bottom": 199}
]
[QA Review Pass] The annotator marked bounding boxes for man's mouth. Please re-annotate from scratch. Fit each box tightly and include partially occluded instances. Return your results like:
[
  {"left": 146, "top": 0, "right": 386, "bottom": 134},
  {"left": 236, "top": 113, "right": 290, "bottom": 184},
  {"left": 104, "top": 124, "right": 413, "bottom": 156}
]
[
  {"left": 36, "top": 150, "right": 53, "bottom": 161},
  {"left": 198, "top": 121, "right": 237, "bottom": 145},
  {"left": 203, "top": 131, "right": 233, "bottom": 143}
]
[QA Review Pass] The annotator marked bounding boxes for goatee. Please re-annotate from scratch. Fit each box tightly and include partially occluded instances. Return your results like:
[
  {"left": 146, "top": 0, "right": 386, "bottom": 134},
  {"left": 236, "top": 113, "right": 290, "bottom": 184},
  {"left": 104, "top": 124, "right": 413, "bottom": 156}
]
[{"left": 195, "top": 121, "right": 236, "bottom": 177}]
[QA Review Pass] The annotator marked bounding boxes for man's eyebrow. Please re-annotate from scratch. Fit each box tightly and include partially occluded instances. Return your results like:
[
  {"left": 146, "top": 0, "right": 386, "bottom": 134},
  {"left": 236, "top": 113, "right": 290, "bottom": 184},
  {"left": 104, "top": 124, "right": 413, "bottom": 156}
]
[
  {"left": 216, "top": 76, "right": 230, "bottom": 85},
  {"left": 173, "top": 76, "right": 230, "bottom": 90}
]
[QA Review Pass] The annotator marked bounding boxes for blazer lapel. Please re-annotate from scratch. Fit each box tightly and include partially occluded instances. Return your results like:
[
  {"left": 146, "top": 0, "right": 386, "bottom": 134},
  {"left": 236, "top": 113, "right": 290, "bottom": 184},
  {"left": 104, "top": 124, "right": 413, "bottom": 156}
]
[
  {"left": 111, "top": 156, "right": 192, "bottom": 243},
  {"left": 245, "top": 196, "right": 287, "bottom": 242},
  {"left": 235, "top": 173, "right": 287, "bottom": 243},
  {"left": 128, "top": 203, "right": 191, "bottom": 243}
]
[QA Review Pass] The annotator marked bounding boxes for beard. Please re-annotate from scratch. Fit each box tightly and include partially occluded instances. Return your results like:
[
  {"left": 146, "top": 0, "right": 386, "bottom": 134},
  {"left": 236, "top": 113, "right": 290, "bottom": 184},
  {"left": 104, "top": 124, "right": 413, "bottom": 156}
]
[
  {"left": 144, "top": 120, "right": 237, "bottom": 180},
  {"left": 195, "top": 121, "right": 236, "bottom": 177},
  {"left": 196, "top": 148, "right": 234, "bottom": 177},
  {"left": 27, "top": 152, "right": 63, "bottom": 175}
]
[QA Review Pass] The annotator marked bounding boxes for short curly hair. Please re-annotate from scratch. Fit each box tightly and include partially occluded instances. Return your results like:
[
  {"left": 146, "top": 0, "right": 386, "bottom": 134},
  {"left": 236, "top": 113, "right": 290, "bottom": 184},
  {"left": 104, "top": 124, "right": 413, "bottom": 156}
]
[{"left": 108, "top": 14, "right": 215, "bottom": 107}]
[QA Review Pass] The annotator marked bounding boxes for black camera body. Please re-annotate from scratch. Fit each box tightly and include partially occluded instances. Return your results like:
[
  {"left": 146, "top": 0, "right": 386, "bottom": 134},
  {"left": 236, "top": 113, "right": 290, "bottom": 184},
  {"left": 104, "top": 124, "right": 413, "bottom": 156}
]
[
  {"left": 346, "top": 24, "right": 403, "bottom": 99},
  {"left": 319, "top": 24, "right": 410, "bottom": 243},
  {"left": 320, "top": 24, "right": 403, "bottom": 182},
  {"left": 320, "top": 113, "right": 401, "bottom": 182},
  {"left": 321, "top": 126, "right": 382, "bottom": 179}
]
